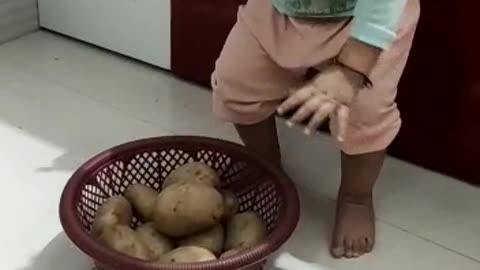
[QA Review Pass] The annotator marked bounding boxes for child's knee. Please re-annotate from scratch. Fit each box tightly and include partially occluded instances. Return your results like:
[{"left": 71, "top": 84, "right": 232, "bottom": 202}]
[
  {"left": 212, "top": 88, "right": 279, "bottom": 125},
  {"left": 331, "top": 104, "right": 401, "bottom": 155}
]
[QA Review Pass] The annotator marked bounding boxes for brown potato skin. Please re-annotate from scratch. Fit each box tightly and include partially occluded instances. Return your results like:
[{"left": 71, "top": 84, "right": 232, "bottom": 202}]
[
  {"left": 221, "top": 190, "right": 240, "bottom": 220},
  {"left": 124, "top": 184, "right": 158, "bottom": 222},
  {"left": 219, "top": 249, "right": 243, "bottom": 259},
  {"left": 162, "top": 162, "right": 220, "bottom": 189},
  {"left": 92, "top": 196, "right": 132, "bottom": 236},
  {"left": 177, "top": 224, "right": 224, "bottom": 255},
  {"left": 97, "top": 225, "right": 150, "bottom": 260},
  {"left": 224, "top": 211, "right": 267, "bottom": 250},
  {"left": 136, "top": 223, "right": 174, "bottom": 260},
  {"left": 153, "top": 183, "right": 224, "bottom": 237},
  {"left": 158, "top": 246, "right": 217, "bottom": 264}
]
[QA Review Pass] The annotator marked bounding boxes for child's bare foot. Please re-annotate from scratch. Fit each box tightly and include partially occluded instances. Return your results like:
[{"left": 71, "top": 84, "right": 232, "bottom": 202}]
[{"left": 330, "top": 194, "right": 375, "bottom": 258}]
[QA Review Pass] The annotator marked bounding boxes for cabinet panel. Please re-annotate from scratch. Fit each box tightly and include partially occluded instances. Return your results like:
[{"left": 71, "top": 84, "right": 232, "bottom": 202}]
[
  {"left": 39, "top": 0, "right": 170, "bottom": 69},
  {"left": 0, "top": 0, "right": 38, "bottom": 44},
  {"left": 392, "top": 1, "right": 480, "bottom": 185},
  {"left": 171, "top": 0, "right": 246, "bottom": 84}
]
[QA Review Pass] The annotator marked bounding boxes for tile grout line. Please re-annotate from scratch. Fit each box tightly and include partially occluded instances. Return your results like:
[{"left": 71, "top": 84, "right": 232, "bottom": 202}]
[
  {"left": 314, "top": 194, "right": 480, "bottom": 264},
  {"left": 0, "top": 32, "right": 237, "bottom": 141},
  {"left": 1, "top": 63, "right": 179, "bottom": 136},
  {"left": 0, "top": 35, "right": 196, "bottom": 135},
  {"left": 45, "top": 79, "right": 231, "bottom": 140},
  {"left": 37, "top": 76, "right": 199, "bottom": 136},
  {"left": 5, "top": 35, "right": 479, "bottom": 265},
  {"left": 13, "top": 66, "right": 480, "bottom": 265},
  {"left": 377, "top": 217, "right": 480, "bottom": 264}
]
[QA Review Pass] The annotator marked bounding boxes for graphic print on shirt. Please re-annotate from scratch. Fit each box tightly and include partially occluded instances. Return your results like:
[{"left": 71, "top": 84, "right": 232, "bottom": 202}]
[{"left": 278, "top": 0, "right": 356, "bottom": 17}]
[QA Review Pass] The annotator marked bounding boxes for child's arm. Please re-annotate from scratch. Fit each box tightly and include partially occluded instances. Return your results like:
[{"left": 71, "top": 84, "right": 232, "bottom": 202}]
[
  {"left": 279, "top": 0, "right": 410, "bottom": 137},
  {"left": 351, "top": 0, "right": 407, "bottom": 50},
  {"left": 338, "top": 0, "right": 407, "bottom": 77}
]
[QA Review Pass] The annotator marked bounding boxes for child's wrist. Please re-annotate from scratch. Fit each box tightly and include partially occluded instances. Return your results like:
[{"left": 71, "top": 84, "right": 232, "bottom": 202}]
[
  {"left": 338, "top": 38, "right": 381, "bottom": 77},
  {"left": 334, "top": 62, "right": 373, "bottom": 89}
]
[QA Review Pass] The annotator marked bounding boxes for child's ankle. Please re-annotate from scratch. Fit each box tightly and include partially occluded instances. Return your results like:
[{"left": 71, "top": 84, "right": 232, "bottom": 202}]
[{"left": 338, "top": 189, "right": 373, "bottom": 204}]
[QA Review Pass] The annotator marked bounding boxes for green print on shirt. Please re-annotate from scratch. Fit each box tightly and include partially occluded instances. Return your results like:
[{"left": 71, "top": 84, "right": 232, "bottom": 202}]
[
  {"left": 276, "top": 0, "right": 356, "bottom": 17},
  {"left": 286, "top": 0, "right": 301, "bottom": 9},
  {"left": 302, "top": 0, "right": 313, "bottom": 8}
]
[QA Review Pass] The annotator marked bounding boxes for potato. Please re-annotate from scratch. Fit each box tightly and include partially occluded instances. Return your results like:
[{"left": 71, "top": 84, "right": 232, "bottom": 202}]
[
  {"left": 136, "top": 223, "right": 174, "bottom": 260},
  {"left": 162, "top": 162, "right": 220, "bottom": 189},
  {"left": 221, "top": 190, "right": 240, "bottom": 220},
  {"left": 219, "top": 249, "right": 242, "bottom": 259},
  {"left": 96, "top": 196, "right": 132, "bottom": 224},
  {"left": 91, "top": 212, "right": 119, "bottom": 237},
  {"left": 92, "top": 196, "right": 132, "bottom": 236},
  {"left": 177, "top": 224, "right": 224, "bottom": 255},
  {"left": 158, "top": 246, "right": 216, "bottom": 263},
  {"left": 225, "top": 211, "right": 267, "bottom": 250},
  {"left": 153, "top": 183, "right": 224, "bottom": 237},
  {"left": 97, "top": 224, "right": 149, "bottom": 260},
  {"left": 124, "top": 184, "right": 158, "bottom": 222}
]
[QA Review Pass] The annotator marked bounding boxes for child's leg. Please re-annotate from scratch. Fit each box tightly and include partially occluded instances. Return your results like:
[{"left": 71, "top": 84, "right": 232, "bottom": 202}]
[
  {"left": 211, "top": 0, "right": 306, "bottom": 155},
  {"left": 329, "top": 0, "right": 420, "bottom": 258},
  {"left": 331, "top": 150, "right": 385, "bottom": 258},
  {"left": 235, "top": 117, "right": 282, "bottom": 167}
]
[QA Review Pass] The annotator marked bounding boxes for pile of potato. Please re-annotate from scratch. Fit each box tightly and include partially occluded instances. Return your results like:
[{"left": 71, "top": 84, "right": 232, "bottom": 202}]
[{"left": 91, "top": 162, "right": 267, "bottom": 264}]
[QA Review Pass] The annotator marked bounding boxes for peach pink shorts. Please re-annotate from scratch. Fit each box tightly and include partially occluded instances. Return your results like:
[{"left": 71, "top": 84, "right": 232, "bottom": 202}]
[{"left": 212, "top": 0, "right": 420, "bottom": 154}]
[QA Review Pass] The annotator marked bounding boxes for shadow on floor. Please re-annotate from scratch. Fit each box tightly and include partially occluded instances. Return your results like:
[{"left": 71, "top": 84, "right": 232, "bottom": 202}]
[{"left": 18, "top": 233, "right": 94, "bottom": 270}]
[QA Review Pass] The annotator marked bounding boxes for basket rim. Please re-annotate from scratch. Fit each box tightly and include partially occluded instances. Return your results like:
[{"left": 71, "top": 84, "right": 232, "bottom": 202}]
[{"left": 59, "top": 136, "right": 300, "bottom": 270}]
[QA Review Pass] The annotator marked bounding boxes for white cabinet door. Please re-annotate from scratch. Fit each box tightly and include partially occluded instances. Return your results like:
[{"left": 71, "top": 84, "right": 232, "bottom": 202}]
[{"left": 38, "top": 0, "right": 170, "bottom": 69}]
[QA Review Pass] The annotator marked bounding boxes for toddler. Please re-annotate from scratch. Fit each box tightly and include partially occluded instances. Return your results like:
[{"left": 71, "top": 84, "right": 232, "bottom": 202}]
[{"left": 212, "top": 0, "right": 420, "bottom": 258}]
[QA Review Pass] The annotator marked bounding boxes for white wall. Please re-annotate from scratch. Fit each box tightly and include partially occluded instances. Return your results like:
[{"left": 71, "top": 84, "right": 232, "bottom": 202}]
[
  {"left": 0, "top": 0, "right": 38, "bottom": 44},
  {"left": 38, "top": 0, "right": 171, "bottom": 69}
]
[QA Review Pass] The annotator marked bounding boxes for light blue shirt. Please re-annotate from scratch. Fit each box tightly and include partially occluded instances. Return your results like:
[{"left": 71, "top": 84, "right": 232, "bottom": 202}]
[{"left": 272, "top": 0, "right": 407, "bottom": 49}]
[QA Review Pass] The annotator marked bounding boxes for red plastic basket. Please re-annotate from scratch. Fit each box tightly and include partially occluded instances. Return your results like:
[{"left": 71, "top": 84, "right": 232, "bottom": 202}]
[{"left": 59, "top": 136, "right": 300, "bottom": 270}]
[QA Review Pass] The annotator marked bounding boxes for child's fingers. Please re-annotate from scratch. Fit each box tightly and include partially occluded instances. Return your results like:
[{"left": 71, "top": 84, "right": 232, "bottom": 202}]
[
  {"left": 288, "top": 88, "right": 297, "bottom": 96},
  {"left": 304, "top": 101, "right": 336, "bottom": 135},
  {"left": 277, "top": 86, "right": 314, "bottom": 115},
  {"left": 336, "top": 105, "right": 350, "bottom": 142},
  {"left": 288, "top": 95, "right": 325, "bottom": 126}
]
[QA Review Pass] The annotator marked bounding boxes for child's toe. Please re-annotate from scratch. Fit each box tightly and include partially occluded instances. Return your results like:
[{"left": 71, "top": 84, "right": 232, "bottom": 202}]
[
  {"left": 330, "top": 237, "right": 346, "bottom": 258},
  {"left": 345, "top": 239, "right": 355, "bottom": 258}
]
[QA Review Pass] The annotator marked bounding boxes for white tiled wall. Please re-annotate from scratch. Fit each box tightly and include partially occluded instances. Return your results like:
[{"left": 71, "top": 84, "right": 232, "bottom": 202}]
[{"left": 0, "top": 0, "right": 38, "bottom": 44}]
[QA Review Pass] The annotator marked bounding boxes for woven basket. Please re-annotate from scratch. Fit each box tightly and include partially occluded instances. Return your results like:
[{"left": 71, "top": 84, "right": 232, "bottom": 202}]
[{"left": 60, "top": 136, "right": 300, "bottom": 270}]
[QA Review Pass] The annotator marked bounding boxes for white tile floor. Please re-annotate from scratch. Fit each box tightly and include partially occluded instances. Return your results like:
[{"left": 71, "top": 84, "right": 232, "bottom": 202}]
[{"left": 0, "top": 31, "right": 479, "bottom": 270}]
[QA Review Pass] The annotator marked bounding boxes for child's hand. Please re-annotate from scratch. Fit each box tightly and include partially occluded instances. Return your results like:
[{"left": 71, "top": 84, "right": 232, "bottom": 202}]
[{"left": 277, "top": 64, "right": 365, "bottom": 141}]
